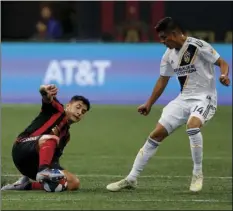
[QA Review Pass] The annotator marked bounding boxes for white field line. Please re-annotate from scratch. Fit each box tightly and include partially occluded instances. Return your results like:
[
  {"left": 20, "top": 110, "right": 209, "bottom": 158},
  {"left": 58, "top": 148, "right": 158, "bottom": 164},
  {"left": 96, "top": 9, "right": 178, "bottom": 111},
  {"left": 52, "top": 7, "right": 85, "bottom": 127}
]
[
  {"left": 1, "top": 174, "right": 232, "bottom": 179},
  {"left": 2, "top": 155, "right": 230, "bottom": 160},
  {"left": 1, "top": 198, "right": 232, "bottom": 203},
  {"left": 61, "top": 155, "right": 233, "bottom": 160}
]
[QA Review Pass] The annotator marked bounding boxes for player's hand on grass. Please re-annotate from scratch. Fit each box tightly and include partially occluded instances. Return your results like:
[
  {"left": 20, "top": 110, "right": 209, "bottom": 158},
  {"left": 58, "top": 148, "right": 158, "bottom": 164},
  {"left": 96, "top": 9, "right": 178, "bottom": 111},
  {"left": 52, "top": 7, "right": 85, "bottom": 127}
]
[
  {"left": 219, "top": 75, "right": 230, "bottom": 86},
  {"left": 138, "top": 103, "right": 151, "bottom": 116}
]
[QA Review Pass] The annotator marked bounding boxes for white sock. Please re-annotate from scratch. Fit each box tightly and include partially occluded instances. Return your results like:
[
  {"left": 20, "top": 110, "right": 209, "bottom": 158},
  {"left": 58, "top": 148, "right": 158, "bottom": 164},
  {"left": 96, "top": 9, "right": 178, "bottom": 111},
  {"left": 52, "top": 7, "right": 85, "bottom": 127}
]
[
  {"left": 187, "top": 128, "right": 203, "bottom": 175},
  {"left": 126, "top": 137, "right": 160, "bottom": 182}
]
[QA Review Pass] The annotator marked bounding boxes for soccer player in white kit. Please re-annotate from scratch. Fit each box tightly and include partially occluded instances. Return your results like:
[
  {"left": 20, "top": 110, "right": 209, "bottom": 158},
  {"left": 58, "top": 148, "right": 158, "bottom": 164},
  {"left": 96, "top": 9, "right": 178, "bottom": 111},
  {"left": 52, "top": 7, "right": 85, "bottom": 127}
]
[{"left": 106, "top": 17, "right": 230, "bottom": 192}]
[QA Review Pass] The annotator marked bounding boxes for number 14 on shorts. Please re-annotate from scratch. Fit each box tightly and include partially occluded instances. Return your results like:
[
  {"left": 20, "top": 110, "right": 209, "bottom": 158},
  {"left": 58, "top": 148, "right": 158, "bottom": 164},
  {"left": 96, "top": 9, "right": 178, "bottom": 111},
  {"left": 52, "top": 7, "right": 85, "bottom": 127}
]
[
  {"left": 192, "top": 102, "right": 215, "bottom": 122},
  {"left": 193, "top": 105, "right": 204, "bottom": 115}
]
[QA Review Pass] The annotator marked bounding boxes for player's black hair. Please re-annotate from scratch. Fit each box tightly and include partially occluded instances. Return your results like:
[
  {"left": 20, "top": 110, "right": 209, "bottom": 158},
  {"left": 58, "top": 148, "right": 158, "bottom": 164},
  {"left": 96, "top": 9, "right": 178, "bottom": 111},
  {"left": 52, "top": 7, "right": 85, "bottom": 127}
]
[
  {"left": 70, "top": 95, "right": 91, "bottom": 111},
  {"left": 155, "top": 17, "right": 184, "bottom": 33}
]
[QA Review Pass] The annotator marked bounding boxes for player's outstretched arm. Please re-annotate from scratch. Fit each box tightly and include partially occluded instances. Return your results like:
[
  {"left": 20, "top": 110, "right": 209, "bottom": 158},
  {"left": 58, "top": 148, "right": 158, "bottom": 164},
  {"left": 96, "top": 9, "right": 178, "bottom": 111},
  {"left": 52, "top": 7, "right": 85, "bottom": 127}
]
[
  {"left": 147, "top": 76, "right": 170, "bottom": 105},
  {"left": 138, "top": 76, "right": 170, "bottom": 116},
  {"left": 39, "top": 84, "right": 58, "bottom": 103},
  {"left": 215, "top": 58, "right": 231, "bottom": 86}
]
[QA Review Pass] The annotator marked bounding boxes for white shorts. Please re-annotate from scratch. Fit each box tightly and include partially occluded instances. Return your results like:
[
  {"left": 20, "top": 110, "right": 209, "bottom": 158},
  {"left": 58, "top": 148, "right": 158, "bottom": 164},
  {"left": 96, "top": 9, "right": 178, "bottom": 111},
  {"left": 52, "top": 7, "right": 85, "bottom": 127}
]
[{"left": 158, "top": 94, "right": 217, "bottom": 134}]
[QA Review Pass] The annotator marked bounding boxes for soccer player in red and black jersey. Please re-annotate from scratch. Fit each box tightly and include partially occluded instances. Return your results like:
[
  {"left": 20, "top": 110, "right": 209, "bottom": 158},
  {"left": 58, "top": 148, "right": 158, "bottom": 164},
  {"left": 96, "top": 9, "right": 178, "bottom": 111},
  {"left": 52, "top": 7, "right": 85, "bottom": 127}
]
[{"left": 1, "top": 84, "right": 90, "bottom": 191}]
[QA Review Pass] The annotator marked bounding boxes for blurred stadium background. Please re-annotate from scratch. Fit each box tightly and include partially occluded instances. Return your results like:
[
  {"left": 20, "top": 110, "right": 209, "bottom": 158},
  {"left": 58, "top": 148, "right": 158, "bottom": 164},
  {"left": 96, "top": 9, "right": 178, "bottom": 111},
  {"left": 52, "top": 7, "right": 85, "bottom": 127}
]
[{"left": 1, "top": 1, "right": 232, "bottom": 210}]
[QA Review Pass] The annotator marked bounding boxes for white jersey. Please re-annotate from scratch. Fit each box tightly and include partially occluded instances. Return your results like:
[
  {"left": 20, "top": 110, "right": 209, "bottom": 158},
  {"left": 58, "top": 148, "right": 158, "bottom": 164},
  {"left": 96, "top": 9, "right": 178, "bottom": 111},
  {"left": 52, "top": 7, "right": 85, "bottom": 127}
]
[{"left": 160, "top": 36, "right": 220, "bottom": 100}]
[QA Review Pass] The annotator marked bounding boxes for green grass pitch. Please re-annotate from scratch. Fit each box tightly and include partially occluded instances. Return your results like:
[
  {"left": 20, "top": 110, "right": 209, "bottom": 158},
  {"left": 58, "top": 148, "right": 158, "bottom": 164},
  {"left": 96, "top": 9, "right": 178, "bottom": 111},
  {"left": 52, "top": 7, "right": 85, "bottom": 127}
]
[{"left": 1, "top": 105, "right": 232, "bottom": 210}]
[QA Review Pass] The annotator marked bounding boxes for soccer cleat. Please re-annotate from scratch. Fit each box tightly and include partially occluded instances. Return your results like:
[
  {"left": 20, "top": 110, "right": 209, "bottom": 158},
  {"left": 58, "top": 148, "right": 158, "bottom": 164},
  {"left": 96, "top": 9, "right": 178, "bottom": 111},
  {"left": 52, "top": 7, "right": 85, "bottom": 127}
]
[
  {"left": 106, "top": 178, "right": 137, "bottom": 192},
  {"left": 1, "top": 176, "right": 30, "bottom": 191},
  {"left": 36, "top": 168, "right": 64, "bottom": 183},
  {"left": 189, "top": 173, "right": 203, "bottom": 192}
]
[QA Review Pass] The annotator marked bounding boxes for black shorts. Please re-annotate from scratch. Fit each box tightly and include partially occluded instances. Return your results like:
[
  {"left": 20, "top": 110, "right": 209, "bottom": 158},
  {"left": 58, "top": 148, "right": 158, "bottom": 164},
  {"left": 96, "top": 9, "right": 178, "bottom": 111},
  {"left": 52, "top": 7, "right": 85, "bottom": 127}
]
[{"left": 12, "top": 136, "right": 64, "bottom": 181}]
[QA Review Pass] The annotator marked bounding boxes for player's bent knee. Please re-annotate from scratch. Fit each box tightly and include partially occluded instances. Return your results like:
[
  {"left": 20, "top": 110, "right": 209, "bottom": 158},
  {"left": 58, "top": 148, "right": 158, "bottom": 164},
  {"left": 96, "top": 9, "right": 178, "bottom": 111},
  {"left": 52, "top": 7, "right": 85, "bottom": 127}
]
[
  {"left": 187, "top": 116, "right": 203, "bottom": 129},
  {"left": 38, "top": 135, "right": 60, "bottom": 148},
  {"left": 149, "top": 123, "right": 169, "bottom": 142}
]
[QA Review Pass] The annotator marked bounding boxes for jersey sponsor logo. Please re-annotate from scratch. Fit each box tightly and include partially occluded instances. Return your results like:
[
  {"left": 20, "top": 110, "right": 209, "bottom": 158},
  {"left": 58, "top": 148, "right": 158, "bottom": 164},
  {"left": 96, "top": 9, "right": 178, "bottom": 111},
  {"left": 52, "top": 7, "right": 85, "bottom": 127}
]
[
  {"left": 174, "top": 64, "right": 197, "bottom": 76},
  {"left": 18, "top": 136, "right": 40, "bottom": 143}
]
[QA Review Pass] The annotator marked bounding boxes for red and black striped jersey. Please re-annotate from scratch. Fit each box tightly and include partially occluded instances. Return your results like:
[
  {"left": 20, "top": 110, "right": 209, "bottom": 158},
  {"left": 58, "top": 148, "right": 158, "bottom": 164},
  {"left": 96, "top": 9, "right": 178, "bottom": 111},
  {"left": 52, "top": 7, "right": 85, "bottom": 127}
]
[{"left": 18, "top": 98, "right": 70, "bottom": 140}]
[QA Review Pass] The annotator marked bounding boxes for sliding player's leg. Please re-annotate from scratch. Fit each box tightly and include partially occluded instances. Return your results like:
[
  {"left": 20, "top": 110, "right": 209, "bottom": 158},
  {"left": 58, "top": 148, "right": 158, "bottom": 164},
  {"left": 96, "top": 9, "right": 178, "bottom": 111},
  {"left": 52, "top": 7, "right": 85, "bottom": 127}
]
[
  {"left": 2, "top": 166, "right": 80, "bottom": 191},
  {"left": 36, "top": 135, "right": 64, "bottom": 182},
  {"left": 1, "top": 176, "right": 33, "bottom": 191},
  {"left": 106, "top": 98, "right": 190, "bottom": 192},
  {"left": 187, "top": 96, "right": 217, "bottom": 192},
  {"left": 1, "top": 135, "right": 64, "bottom": 191},
  {"left": 2, "top": 137, "right": 43, "bottom": 191}
]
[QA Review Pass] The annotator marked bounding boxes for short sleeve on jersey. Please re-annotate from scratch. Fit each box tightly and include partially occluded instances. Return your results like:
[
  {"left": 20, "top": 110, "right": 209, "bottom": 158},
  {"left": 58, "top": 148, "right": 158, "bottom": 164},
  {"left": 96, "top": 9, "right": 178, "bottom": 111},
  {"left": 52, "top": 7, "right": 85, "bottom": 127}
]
[
  {"left": 160, "top": 50, "right": 174, "bottom": 77},
  {"left": 41, "top": 98, "right": 64, "bottom": 113},
  {"left": 199, "top": 42, "right": 220, "bottom": 64}
]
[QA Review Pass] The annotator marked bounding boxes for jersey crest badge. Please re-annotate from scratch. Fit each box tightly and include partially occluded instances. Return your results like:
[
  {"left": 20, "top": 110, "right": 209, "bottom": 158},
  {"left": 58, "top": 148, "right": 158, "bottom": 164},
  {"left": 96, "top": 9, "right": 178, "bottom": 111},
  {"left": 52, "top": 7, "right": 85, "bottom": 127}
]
[
  {"left": 184, "top": 51, "right": 191, "bottom": 63},
  {"left": 52, "top": 125, "right": 60, "bottom": 136}
]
